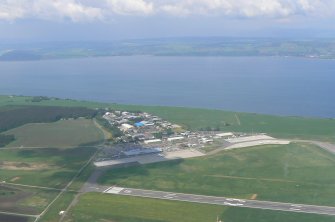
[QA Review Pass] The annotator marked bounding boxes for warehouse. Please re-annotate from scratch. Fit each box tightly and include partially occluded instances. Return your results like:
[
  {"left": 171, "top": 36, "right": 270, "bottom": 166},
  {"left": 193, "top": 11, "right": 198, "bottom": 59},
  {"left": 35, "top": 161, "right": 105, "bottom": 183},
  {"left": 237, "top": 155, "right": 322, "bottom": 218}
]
[{"left": 123, "top": 148, "right": 163, "bottom": 157}]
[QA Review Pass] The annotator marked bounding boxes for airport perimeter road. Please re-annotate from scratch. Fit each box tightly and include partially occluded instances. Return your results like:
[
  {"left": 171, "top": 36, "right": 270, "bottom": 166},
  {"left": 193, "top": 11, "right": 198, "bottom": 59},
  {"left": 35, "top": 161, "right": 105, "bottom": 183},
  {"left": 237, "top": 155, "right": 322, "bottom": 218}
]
[{"left": 104, "top": 187, "right": 335, "bottom": 216}]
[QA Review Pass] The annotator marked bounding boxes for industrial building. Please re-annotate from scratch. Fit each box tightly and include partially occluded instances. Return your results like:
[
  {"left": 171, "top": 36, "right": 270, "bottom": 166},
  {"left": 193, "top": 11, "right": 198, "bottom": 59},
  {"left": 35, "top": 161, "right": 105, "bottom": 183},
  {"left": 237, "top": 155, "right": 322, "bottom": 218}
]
[{"left": 122, "top": 148, "right": 163, "bottom": 157}]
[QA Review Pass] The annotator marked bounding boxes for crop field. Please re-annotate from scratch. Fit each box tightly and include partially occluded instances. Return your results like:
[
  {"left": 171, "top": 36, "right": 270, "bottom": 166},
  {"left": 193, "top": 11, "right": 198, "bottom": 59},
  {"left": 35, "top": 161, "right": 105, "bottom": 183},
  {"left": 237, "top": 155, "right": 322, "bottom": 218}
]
[
  {"left": 0, "top": 147, "right": 96, "bottom": 188},
  {"left": 0, "top": 185, "right": 59, "bottom": 215},
  {"left": 1, "top": 95, "right": 335, "bottom": 142},
  {"left": 0, "top": 214, "right": 33, "bottom": 222},
  {"left": 67, "top": 193, "right": 335, "bottom": 222},
  {"left": 99, "top": 143, "right": 335, "bottom": 206},
  {"left": 4, "top": 119, "right": 104, "bottom": 148}
]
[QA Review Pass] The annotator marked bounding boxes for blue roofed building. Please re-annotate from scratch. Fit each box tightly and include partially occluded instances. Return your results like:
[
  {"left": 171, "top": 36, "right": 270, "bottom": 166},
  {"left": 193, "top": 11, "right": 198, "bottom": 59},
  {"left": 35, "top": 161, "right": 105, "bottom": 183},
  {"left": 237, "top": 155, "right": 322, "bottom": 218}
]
[{"left": 135, "top": 122, "right": 145, "bottom": 127}]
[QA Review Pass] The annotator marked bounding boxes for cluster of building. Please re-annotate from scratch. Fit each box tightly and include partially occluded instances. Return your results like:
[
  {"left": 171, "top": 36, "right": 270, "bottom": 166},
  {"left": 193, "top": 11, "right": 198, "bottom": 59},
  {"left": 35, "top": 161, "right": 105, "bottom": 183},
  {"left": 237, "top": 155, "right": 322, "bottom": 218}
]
[
  {"left": 103, "top": 110, "right": 182, "bottom": 142},
  {"left": 96, "top": 110, "right": 241, "bottom": 161}
]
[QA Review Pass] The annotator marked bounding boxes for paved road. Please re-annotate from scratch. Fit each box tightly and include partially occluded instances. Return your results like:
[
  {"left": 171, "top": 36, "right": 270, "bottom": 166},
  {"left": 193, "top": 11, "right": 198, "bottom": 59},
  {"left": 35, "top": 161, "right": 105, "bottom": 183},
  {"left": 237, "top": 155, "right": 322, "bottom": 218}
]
[{"left": 104, "top": 187, "right": 335, "bottom": 216}]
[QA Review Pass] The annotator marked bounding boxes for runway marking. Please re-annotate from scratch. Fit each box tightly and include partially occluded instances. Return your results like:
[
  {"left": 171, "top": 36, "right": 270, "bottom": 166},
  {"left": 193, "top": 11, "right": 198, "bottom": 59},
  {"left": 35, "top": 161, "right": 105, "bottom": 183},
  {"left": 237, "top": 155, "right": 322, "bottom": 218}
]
[
  {"left": 103, "top": 187, "right": 112, "bottom": 193},
  {"left": 105, "top": 186, "right": 124, "bottom": 194},
  {"left": 289, "top": 207, "right": 301, "bottom": 211},
  {"left": 107, "top": 187, "right": 335, "bottom": 216},
  {"left": 224, "top": 201, "right": 244, "bottom": 206},
  {"left": 164, "top": 194, "right": 177, "bottom": 199},
  {"left": 226, "top": 198, "right": 246, "bottom": 203}
]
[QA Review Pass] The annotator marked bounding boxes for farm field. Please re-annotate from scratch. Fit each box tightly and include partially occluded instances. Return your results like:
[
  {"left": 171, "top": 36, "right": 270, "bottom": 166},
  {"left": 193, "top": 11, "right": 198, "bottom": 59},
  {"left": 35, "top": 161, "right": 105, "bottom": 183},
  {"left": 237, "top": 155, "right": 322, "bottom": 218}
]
[
  {"left": 4, "top": 119, "right": 104, "bottom": 148},
  {"left": 67, "top": 193, "right": 335, "bottom": 222},
  {"left": 1, "top": 95, "right": 335, "bottom": 142},
  {"left": 0, "top": 214, "right": 34, "bottom": 222},
  {"left": 0, "top": 185, "right": 59, "bottom": 216},
  {"left": 99, "top": 143, "right": 335, "bottom": 206},
  {"left": 0, "top": 147, "right": 96, "bottom": 188}
]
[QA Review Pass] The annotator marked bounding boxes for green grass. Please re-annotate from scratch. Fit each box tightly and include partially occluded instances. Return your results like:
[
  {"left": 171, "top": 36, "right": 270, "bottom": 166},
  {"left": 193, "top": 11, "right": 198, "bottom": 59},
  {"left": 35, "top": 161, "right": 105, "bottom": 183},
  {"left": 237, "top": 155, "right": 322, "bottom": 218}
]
[
  {"left": 4, "top": 119, "right": 104, "bottom": 148},
  {"left": 0, "top": 147, "right": 96, "bottom": 188},
  {"left": 68, "top": 193, "right": 335, "bottom": 222},
  {"left": 222, "top": 206, "right": 335, "bottom": 222},
  {"left": 69, "top": 193, "right": 226, "bottom": 222},
  {"left": 122, "top": 107, "right": 335, "bottom": 142},
  {"left": 1, "top": 95, "right": 335, "bottom": 142},
  {"left": 99, "top": 143, "right": 335, "bottom": 206},
  {"left": 0, "top": 185, "right": 59, "bottom": 215},
  {"left": 68, "top": 164, "right": 95, "bottom": 191},
  {"left": 40, "top": 191, "right": 76, "bottom": 222},
  {"left": 17, "top": 188, "right": 60, "bottom": 213}
]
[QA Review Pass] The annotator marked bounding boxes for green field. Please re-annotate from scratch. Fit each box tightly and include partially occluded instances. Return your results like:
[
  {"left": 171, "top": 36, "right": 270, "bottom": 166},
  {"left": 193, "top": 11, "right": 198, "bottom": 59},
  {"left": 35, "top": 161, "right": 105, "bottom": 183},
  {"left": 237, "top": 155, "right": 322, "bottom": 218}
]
[
  {"left": 69, "top": 193, "right": 226, "bottom": 222},
  {"left": 67, "top": 193, "right": 335, "bottom": 222},
  {"left": 99, "top": 143, "right": 335, "bottom": 206},
  {"left": 0, "top": 185, "right": 59, "bottom": 216},
  {"left": 0, "top": 147, "right": 96, "bottom": 188},
  {"left": 1, "top": 95, "right": 335, "bottom": 221},
  {"left": 4, "top": 119, "right": 104, "bottom": 148},
  {"left": 1, "top": 95, "right": 335, "bottom": 142},
  {"left": 40, "top": 191, "right": 76, "bottom": 222}
]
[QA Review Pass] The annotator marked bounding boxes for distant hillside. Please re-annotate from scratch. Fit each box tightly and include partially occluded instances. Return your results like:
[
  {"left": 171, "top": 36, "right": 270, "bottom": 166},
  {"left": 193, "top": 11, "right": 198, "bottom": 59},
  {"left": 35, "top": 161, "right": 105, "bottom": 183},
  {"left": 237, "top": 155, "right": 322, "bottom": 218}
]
[
  {"left": 1, "top": 37, "right": 335, "bottom": 60},
  {"left": 0, "top": 50, "right": 42, "bottom": 61}
]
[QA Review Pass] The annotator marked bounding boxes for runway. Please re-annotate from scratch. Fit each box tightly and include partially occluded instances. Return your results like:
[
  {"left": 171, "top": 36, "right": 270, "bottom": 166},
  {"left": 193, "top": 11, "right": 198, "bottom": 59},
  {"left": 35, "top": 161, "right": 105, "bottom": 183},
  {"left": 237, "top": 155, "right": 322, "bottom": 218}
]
[{"left": 104, "top": 187, "right": 335, "bottom": 216}]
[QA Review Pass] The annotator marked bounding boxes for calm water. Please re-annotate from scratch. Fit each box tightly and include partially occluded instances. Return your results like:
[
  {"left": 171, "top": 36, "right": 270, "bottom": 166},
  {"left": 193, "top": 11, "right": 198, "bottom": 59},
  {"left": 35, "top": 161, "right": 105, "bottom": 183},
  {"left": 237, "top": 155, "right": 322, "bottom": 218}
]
[{"left": 0, "top": 56, "right": 334, "bottom": 117}]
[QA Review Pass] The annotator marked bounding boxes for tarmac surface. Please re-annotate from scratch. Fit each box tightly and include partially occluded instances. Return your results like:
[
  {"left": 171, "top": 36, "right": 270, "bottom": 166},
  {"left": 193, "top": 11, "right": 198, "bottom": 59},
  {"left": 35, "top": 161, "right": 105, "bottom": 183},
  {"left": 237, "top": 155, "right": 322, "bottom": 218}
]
[
  {"left": 103, "top": 187, "right": 335, "bottom": 216},
  {"left": 94, "top": 149, "right": 205, "bottom": 167}
]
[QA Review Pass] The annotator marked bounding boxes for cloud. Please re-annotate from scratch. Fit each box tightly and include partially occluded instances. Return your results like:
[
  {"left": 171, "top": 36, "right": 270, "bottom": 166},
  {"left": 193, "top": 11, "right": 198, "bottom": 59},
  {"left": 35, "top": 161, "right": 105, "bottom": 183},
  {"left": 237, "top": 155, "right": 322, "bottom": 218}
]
[
  {"left": 0, "top": 0, "right": 26, "bottom": 20},
  {"left": 106, "top": 0, "right": 154, "bottom": 15},
  {"left": 157, "top": 0, "right": 331, "bottom": 18},
  {"left": 0, "top": 0, "right": 334, "bottom": 22},
  {"left": 32, "top": 0, "right": 103, "bottom": 22},
  {"left": 0, "top": 0, "right": 103, "bottom": 22}
]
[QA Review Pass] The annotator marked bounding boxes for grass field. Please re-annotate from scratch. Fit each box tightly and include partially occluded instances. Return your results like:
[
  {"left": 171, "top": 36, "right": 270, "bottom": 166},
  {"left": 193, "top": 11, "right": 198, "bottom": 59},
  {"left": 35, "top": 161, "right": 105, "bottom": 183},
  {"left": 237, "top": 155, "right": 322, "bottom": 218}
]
[
  {"left": 40, "top": 191, "right": 76, "bottom": 222},
  {"left": 1, "top": 95, "right": 335, "bottom": 221},
  {"left": 1, "top": 95, "right": 335, "bottom": 142},
  {"left": 0, "top": 147, "right": 96, "bottom": 188},
  {"left": 4, "top": 119, "right": 104, "bottom": 148},
  {"left": 67, "top": 193, "right": 335, "bottom": 222},
  {"left": 0, "top": 214, "right": 34, "bottom": 222},
  {"left": 99, "top": 143, "right": 335, "bottom": 206},
  {"left": 69, "top": 193, "right": 226, "bottom": 222},
  {"left": 0, "top": 185, "right": 59, "bottom": 215}
]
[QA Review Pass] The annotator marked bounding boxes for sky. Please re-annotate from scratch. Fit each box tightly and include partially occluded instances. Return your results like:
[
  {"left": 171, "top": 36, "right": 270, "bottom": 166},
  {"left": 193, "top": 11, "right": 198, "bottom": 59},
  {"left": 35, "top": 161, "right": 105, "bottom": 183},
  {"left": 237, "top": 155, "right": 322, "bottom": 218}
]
[{"left": 0, "top": 0, "right": 335, "bottom": 42}]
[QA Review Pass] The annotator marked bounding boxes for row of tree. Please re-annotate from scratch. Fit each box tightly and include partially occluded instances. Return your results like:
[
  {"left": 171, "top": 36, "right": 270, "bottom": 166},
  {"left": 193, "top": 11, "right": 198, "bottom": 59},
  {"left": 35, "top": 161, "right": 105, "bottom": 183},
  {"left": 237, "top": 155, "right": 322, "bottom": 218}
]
[
  {"left": 0, "top": 106, "right": 98, "bottom": 133},
  {"left": 95, "top": 115, "right": 124, "bottom": 138}
]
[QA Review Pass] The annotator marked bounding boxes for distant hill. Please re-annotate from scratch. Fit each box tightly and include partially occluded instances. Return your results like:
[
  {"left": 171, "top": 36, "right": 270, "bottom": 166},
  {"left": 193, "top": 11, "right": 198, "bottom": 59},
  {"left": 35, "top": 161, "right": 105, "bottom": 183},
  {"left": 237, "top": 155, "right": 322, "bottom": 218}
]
[
  {"left": 1, "top": 38, "right": 335, "bottom": 60},
  {"left": 0, "top": 50, "right": 42, "bottom": 61}
]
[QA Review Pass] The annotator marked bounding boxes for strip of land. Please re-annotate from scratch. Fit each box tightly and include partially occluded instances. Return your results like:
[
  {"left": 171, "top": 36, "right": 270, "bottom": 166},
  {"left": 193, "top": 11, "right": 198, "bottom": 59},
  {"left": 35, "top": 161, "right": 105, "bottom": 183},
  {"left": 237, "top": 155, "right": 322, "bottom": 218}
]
[{"left": 103, "top": 187, "right": 335, "bottom": 216}]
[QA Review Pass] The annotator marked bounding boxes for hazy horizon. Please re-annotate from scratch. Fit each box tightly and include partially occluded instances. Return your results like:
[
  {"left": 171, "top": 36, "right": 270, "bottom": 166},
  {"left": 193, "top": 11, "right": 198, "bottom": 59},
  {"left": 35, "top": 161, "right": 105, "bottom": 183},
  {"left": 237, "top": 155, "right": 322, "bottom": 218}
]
[{"left": 1, "top": 0, "right": 335, "bottom": 42}]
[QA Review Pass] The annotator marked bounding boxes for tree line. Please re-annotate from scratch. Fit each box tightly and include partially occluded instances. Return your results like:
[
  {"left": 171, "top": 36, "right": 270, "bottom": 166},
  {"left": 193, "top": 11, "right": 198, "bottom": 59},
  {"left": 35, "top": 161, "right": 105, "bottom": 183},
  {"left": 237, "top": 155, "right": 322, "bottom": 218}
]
[{"left": 0, "top": 106, "right": 98, "bottom": 133}]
